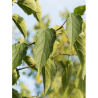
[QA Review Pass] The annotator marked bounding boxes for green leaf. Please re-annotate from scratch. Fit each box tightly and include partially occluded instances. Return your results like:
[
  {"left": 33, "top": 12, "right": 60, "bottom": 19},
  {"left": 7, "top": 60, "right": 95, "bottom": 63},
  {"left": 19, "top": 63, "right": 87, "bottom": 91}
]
[
  {"left": 74, "top": 32, "right": 86, "bottom": 79},
  {"left": 71, "top": 88, "right": 84, "bottom": 98},
  {"left": 52, "top": 25, "right": 66, "bottom": 34},
  {"left": 66, "top": 13, "right": 83, "bottom": 48},
  {"left": 12, "top": 0, "right": 16, "bottom": 3},
  {"left": 12, "top": 69, "right": 20, "bottom": 85},
  {"left": 12, "top": 14, "right": 27, "bottom": 39},
  {"left": 42, "top": 41, "right": 59, "bottom": 94},
  {"left": 33, "top": 0, "right": 42, "bottom": 22},
  {"left": 17, "top": 0, "right": 37, "bottom": 15},
  {"left": 82, "top": 62, "right": 86, "bottom": 80},
  {"left": 62, "top": 60, "right": 73, "bottom": 92},
  {"left": 42, "top": 58, "right": 57, "bottom": 94},
  {"left": 23, "top": 55, "right": 37, "bottom": 71},
  {"left": 12, "top": 88, "right": 21, "bottom": 98},
  {"left": 33, "top": 28, "right": 56, "bottom": 73},
  {"left": 12, "top": 42, "right": 28, "bottom": 70},
  {"left": 74, "top": 5, "right": 86, "bottom": 16},
  {"left": 75, "top": 65, "right": 86, "bottom": 95}
]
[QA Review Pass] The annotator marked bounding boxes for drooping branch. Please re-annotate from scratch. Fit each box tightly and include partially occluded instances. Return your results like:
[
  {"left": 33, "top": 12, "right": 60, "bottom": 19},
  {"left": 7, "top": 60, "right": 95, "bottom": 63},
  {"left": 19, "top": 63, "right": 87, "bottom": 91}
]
[
  {"left": 16, "top": 64, "right": 36, "bottom": 71},
  {"left": 56, "top": 19, "right": 67, "bottom": 31}
]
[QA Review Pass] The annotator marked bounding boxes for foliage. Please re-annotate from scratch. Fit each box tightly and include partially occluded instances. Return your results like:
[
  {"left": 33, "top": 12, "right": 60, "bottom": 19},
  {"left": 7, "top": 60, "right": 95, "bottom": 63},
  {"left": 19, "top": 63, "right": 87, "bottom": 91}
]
[{"left": 12, "top": 1, "right": 86, "bottom": 98}]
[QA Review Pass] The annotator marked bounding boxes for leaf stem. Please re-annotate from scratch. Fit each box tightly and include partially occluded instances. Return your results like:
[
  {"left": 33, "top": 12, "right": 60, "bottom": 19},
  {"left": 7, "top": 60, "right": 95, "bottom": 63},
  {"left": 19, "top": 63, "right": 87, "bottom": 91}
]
[
  {"left": 16, "top": 64, "right": 36, "bottom": 71},
  {"left": 56, "top": 19, "right": 67, "bottom": 31}
]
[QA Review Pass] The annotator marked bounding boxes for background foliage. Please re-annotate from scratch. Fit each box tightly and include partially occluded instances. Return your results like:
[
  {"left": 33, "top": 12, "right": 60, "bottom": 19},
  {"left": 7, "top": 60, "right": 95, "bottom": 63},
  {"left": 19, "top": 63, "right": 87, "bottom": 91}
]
[{"left": 12, "top": 0, "right": 86, "bottom": 98}]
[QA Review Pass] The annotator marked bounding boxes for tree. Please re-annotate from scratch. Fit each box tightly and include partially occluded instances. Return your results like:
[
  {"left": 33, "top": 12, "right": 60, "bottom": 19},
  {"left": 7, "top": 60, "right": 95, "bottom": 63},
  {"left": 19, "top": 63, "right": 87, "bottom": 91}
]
[{"left": 12, "top": 0, "right": 86, "bottom": 98}]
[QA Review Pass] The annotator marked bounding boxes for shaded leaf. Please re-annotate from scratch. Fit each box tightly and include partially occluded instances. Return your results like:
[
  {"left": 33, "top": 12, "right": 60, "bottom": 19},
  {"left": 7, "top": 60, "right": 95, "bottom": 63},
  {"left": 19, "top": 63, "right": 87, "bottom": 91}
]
[
  {"left": 42, "top": 41, "right": 59, "bottom": 94},
  {"left": 12, "top": 42, "right": 28, "bottom": 70},
  {"left": 12, "top": 88, "right": 21, "bottom": 98},
  {"left": 66, "top": 13, "right": 83, "bottom": 48},
  {"left": 33, "top": 0, "right": 42, "bottom": 22},
  {"left": 74, "top": 5, "right": 86, "bottom": 16},
  {"left": 42, "top": 58, "right": 57, "bottom": 94},
  {"left": 62, "top": 60, "right": 73, "bottom": 92},
  {"left": 12, "top": 69, "right": 20, "bottom": 85},
  {"left": 74, "top": 32, "right": 86, "bottom": 79},
  {"left": 75, "top": 65, "right": 86, "bottom": 95},
  {"left": 12, "top": 14, "right": 27, "bottom": 39},
  {"left": 17, "top": 0, "right": 37, "bottom": 15},
  {"left": 33, "top": 28, "right": 56, "bottom": 73},
  {"left": 23, "top": 55, "right": 37, "bottom": 71}
]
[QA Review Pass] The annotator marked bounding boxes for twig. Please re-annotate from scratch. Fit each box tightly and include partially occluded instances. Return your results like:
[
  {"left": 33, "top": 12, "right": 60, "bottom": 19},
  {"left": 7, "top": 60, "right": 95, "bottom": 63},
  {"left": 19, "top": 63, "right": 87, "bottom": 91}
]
[
  {"left": 60, "top": 54, "right": 77, "bottom": 56},
  {"left": 16, "top": 64, "right": 36, "bottom": 71},
  {"left": 53, "top": 39, "right": 69, "bottom": 57},
  {"left": 59, "top": 39, "right": 69, "bottom": 53},
  {"left": 56, "top": 19, "right": 67, "bottom": 31},
  {"left": 28, "top": 42, "right": 35, "bottom": 46}
]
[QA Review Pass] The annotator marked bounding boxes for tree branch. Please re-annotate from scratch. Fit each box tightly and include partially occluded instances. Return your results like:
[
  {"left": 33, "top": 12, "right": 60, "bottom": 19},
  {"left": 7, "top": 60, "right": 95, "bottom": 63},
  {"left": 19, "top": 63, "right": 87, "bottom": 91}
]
[
  {"left": 16, "top": 64, "right": 36, "bottom": 71},
  {"left": 56, "top": 19, "right": 67, "bottom": 31},
  {"left": 28, "top": 42, "right": 35, "bottom": 46},
  {"left": 60, "top": 54, "right": 77, "bottom": 56}
]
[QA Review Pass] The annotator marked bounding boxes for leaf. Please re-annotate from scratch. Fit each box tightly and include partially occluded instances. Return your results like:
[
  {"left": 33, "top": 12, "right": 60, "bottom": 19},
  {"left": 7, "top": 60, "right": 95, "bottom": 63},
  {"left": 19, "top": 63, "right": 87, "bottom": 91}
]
[
  {"left": 71, "top": 88, "right": 84, "bottom": 98},
  {"left": 42, "top": 58, "right": 57, "bottom": 94},
  {"left": 74, "top": 5, "right": 86, "bottom": 16},
  {"left": 42, "top": 41, "right": 59, "bottom": 94},
  {"left": 12, "top": 14, "right": 27, "bottom": 39},
  {"left": 23, "top": 55, "right": 37, "bottom": 71},
  {"left": 12, "top": 0, "right": 16, "bottom": 3},
  {"left": 62, "top": 60, "right": 73, "bottom": 92},
  {"left": 12, "top": 42, "right": 28, "bottom": 70},
  {"left": 75, "top": 65, "right": 86, "bottom": 95},
  {"left": 33, "top": 0, "right": 42, "bottom": 22},
  {"left": 74, "top": 32, "right": 86, "bottom": 79},
  {"left": 66, "top": 13, "right": 83, "bottom": 48},
  {"left": 82, "top": 64, "right": 86, "bottom": 80},
  {"left": 12, "top": 88, "right": 21, "bottom": 98},
  {"left": 33, "top": 28, "right": 56, "bottom": 73},
  {"left": 52, "top": 25, "right": 66, "bottom": 34},
  {"left": 17, "top": 0, "right": 37, "bottom": 15},
  {"left": 12, "top": 69, "right": 20, "bottom": 85}
]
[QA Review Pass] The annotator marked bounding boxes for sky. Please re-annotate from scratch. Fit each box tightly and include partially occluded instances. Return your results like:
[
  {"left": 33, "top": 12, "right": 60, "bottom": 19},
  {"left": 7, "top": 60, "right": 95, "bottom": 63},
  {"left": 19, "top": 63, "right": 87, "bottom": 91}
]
[{"left": 12, "top": 0, "right": 86, "bottom": 96}]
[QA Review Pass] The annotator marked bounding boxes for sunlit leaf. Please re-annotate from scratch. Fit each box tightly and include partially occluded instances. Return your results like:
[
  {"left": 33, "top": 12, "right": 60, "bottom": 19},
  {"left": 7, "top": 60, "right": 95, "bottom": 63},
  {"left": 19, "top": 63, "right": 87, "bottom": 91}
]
[
  {"left": 12, "top": 14, "right": 27, "bottom": 39},
  {"left": 33, "top": 28, "right": 56, "bottom": 73},
  {"left": 17, "top": 0, "right": 37, "bottom": 15},
  {"left": 12, "top": 42, "right": 28, "bottom": 70},
  {"left": 52, "top": 25, "right": 66, "bottom": 34},
  {"left": 82, "top": 64, "right": 86, "bottom": 80},
  {"left": 12, "top": 0, "right": 16, "bottom": 3},
  {"left": 12, "top": 69, "right": 20, "bottom": 85},
  {"left": 23, "top": 55, "right": 37, "bottom": 71},
  {"left": 66, "top": 13, "right": 83, "bottom": 48},
  {"left": 74, "top": 5, "right": 86, "bottom": 16},
  {"left": 33, "top": 0, "right": 42, "bottom": 22},
  {"left": 12, "top": 88, "right": 21, "bottom": 98}
]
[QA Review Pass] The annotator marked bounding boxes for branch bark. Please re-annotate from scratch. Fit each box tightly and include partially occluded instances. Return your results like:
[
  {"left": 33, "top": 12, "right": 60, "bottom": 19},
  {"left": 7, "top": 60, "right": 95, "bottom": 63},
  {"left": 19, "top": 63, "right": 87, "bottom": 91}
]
[
  {"left": 56, "top": 19, "right": 67, "bottom": 31},
  {"left": 16, "top": 64, "right": 36, "bottom": 71},
  {"left": 28, "top": 42, "right": 35, "bottom": 46}
]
